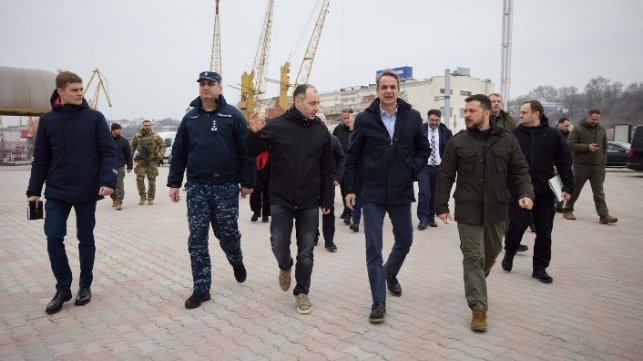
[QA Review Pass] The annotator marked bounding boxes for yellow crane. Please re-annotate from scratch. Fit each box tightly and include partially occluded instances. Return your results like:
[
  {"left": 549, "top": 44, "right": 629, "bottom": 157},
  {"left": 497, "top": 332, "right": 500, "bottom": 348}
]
[
  {"left": 83, "top": 68, "right": 112, "bottom": 110},
  {"left": 209, "top": 0, "right": 222, "bottom": 74},
  {"left": 267, "top": 0, "right": 330, "bottom": 116},
  {"left": 238, "top": 0, "right": 274, "bottom": 120}
]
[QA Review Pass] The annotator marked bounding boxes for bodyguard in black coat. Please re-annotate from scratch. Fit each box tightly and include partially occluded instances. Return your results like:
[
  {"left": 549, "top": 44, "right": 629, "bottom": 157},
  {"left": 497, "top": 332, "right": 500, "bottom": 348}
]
[{"left": 502, "top": 100, "right": 574, "bottom": 284}]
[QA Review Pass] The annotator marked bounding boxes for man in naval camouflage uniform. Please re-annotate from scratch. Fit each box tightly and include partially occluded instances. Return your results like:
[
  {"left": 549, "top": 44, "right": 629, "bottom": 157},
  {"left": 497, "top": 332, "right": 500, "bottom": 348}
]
[
  {"left": 168, "top": 71, "right": 255, "bottom": 309},
  {"left": 131, "top": 120, "right": 165, "bottom": 205}
]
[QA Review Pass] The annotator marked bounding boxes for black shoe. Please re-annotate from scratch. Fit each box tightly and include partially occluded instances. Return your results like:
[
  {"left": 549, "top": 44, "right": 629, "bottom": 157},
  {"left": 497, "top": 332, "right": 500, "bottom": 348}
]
[
  {"left": 233, "top": 263, "right": 247, "bottom": 283},
  {"left": 343, "top": 215, "right": 351, "bottom": 225},
  {"left": 185, "top": 291, "right": 211, "bottom": 309},
  {"left": 532, "top": 268, "right": 553, "bottom": 284},
  {"left": 45, "top": 289, "right": 72, "bottom": 314},
  {"left": 349, "top": 223, "right": 359, "bottom": 232},
  {"left": 262, "top": 216, "right": 269, "bottom": 223},
  {"left": 251, "top": 213, "right": 259, "bottom": 222},
  {"left": 417, "top": 222, "right": 428, "bottom": 230},
  {"left": 75, "top": 288, "right": 92, "bottom": 306},
  {"left": 428, "top": 220, "right": 438, "bottom": 227},
  {"left": 325, "top": 242, "right": 337, "bottom": 252},
  {"left": 386, "top": 275, "right": 402, "bottom": 296},
  {"left": 529, "top": 223, "right": 536, "bottom": 233},
  {"left": 369, "top": 302, "right": 386, "bottom": 323},
  {"left": 501, "top": 253, "right": 514, "bottom": 272},
  {"left": 517, "top": 244, "right": 528, "bottom": 252}
]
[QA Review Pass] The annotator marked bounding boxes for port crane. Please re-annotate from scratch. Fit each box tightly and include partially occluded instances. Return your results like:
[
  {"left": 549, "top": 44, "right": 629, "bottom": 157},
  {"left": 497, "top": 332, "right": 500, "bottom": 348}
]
[
  {"left": 83, "top": 68, "right": 112, "bottom": 111},
  {"left": 237, "top": 0, "right": 274, "bottom": 120}
]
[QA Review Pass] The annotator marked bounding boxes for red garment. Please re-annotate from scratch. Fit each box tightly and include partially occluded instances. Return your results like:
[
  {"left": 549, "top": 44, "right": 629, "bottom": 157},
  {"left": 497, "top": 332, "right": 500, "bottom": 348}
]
[{"left": 256, "top": 151, "right": 269, "bottom": 170}]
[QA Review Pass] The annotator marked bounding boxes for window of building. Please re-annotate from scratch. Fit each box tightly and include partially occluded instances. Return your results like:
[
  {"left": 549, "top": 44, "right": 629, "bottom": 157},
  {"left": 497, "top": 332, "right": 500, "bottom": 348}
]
[
  {"left": 460, "top": 90, "right": 472, "bottom": 96},
  {"left": 439, "top": 88, "right": 454, "bottom": 95}
]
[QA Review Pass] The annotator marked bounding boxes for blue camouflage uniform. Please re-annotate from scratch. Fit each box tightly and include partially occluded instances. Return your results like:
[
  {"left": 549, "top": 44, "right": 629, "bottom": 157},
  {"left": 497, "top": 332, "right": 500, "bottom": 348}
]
[{"left": 168, "top": 94, "right": 255, "bottom": 293}]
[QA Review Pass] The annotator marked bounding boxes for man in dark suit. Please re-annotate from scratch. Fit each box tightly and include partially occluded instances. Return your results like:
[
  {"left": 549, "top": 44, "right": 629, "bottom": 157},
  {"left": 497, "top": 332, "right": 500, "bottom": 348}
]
[{"left": 417, "top": 109, "right": 452, "bottom": 229}]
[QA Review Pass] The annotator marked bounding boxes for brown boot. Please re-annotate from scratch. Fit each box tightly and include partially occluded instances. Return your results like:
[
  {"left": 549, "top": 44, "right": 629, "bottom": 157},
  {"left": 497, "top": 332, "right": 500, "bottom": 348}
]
[
  {"left": 599, "top": 215, "right": 618, "bottom": 224},
  {"left": 471, "top": 310, "right": 487, "bottom": 332},
  {"left": 139, "top": 197, "right": 146, "bottom": 205},
  {"left": 563, "top": 211, "right": 576, "bottom": 220},
  {"left": 112, "top": 201, "right": 117, "bottom": 207},
  {"left": 148, "top": 199, "right": 154, "bottom": 205},
  {"left": 115, "top": 203, "right": 122, "bottom": 211}
]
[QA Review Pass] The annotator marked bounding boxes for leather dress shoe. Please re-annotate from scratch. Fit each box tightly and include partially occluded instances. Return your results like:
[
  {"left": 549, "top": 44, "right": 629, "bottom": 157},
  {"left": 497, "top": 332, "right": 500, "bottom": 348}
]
[
  {"left": 251, "top": 213, "right": 259, "bottom": 222},
  {"left": 532, "top": 268, "right": 553, "bottom": 284},
  {"left": 75, "top": 288, "right": 92, "bottom": 306},
  {"left": 428, "top": 220, "right": 438, "bottom": 227},
  {"left": 517, "top": 244, "right": 528, "bottom": 252},
  {"left": 369, "top": 301, "right": 386, "bottom": 323},
  {"left": 46, "top": 289, "right": 72, "bottom": 314},
  {"left": 386, "top": 275, "right": 402, "bottom": 296}
]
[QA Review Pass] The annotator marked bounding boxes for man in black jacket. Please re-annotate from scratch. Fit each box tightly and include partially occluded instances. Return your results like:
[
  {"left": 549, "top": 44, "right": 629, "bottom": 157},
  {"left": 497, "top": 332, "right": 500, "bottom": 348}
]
[
  {"left": 434, "top": 94, "right": 533, "bottom": 332},
  {"left": 332, "top": 108, "right": 353, "bottom": 224},
  {"left": 110, "top": 123, "right": 133, "bottom": 210},
  {"left": 27, "top": 71, "right": 117, "bottom": 314},
  {"left": 502, "top": 101, "right": 574, "bottom": 283},
  {"left": 246, "top": 84, "right": 333, "bottom": 315},
  {"left": 344, "top": 70, "right": 430, "bottom": 323},
  {"left": 417, "top": 109, "right": 452, "bottom": 229},
  {"left": 168, "top": 71, "right": 255, "bottom": 309}
]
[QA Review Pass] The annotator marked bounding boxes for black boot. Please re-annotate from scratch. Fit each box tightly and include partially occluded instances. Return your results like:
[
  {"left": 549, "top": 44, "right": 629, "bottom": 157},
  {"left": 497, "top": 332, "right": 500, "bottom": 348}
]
[{"left": 502, "top": 252, "right": 515, "bottom": 272}]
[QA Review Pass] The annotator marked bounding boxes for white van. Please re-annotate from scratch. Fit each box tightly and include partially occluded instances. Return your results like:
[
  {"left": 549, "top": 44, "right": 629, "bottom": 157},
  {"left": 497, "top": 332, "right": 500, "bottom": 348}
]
[{"left": 156, "top": 131, "right": 177, "bottom": 166}]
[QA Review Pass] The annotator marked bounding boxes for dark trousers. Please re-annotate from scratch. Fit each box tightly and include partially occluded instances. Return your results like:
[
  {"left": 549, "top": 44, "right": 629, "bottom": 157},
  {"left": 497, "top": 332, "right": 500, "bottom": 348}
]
[
  {"left": 505, "top": 194, "right": 556, "bottom": 269},
  {"left": 363, "top": 202, "right": 413, "bottom": 303},
  {"left": 319, "top": 206, "right": 335, "bottom": 243},
  {"left": 186, "top": 182, "right": 243, "bottom": 293},
  {"left": 339, "top": 181, "right": 352, "bottom": 219},
  {"left": 44, "top": 199, "right": 97, "bottom": 291},
  {"left": 250, "top": 178, "right": 270, "bottom": 217},
  {"left": 417, "top": 165, "right": 439, "bottom": 223},
  {"left": 270, "top": 205, "right": 318, "bottom": 295}
]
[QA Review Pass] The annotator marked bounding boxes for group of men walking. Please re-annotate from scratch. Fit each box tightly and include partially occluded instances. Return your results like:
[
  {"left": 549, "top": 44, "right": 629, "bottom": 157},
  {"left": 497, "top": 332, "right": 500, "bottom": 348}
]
[{"left": 27, "top": 69, "right": 618, "bottom": 333}]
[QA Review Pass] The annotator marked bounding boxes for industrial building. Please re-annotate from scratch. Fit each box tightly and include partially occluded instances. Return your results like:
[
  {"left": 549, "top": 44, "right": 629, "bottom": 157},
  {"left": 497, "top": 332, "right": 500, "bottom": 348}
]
[
  {"left": 262, "top": 66, "right": 495, "bottom": 133},
  {"left": 322, "top": 67, "right": 495, "bottom": 133}
]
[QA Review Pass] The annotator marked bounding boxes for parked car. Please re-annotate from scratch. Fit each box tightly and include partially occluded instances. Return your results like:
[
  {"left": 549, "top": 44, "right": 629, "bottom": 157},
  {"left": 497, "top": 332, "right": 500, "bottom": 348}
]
[
  {"left": 627, "top": 126, "right": 643, "bottom": 171},
  {"left": 606, "top": 141, "right": 631, "bottom": 167},
  {"left": 156, "top": 131, "right": 177, "bottom": 166}
]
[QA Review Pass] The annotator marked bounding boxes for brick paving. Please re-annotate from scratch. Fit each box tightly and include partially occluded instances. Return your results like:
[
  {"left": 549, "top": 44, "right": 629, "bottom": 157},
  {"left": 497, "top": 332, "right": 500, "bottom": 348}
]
[{"left": 1, "top": 165, "right": 642, "bottom": 360}]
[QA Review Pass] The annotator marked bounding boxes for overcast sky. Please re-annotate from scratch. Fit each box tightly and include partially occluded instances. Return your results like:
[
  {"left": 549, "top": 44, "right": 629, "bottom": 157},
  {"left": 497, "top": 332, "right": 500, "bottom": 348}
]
[{"left": 2, "top": 0, "right": 642, "bottom": 123}]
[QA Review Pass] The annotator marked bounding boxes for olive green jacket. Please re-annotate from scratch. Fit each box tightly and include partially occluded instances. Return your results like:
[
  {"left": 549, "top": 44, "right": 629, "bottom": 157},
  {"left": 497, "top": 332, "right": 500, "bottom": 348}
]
[{"left": 567, "top": 119, "right": 608, "bottom": 166}]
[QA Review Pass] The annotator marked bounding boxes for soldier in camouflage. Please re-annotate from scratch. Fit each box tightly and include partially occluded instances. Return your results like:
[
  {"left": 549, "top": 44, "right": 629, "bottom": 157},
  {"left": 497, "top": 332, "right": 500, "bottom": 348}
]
[{"left": 131, "top": 120, "right": 165, "bottom": 205}]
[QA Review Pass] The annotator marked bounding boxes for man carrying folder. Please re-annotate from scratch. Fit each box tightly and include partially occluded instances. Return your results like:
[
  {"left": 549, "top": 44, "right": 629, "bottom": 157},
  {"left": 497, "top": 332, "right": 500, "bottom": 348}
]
[{"left": 501, "top": 100, "right": 574, "bottom": 284}]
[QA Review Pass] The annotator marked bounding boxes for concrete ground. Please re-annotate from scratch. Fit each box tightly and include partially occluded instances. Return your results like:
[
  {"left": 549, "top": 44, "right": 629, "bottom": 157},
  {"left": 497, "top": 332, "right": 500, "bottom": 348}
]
[{"left": 1, "top": 165, "right": 642, "bottom": 361}]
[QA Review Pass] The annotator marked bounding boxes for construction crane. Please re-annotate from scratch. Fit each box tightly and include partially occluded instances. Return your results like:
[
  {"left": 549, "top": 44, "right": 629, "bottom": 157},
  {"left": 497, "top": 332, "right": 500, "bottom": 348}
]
[
  {"left": 83, "top": 68, "right": 112, "bottom": 110},
  {"left": 266, "top": 0, "right": 330, "bottom": 116},
  {"left": 238, "top": 0, "right": 274, "bottom": 120},
  {"left": 209, "top": 0, "right": 222, "bottom": 74}
]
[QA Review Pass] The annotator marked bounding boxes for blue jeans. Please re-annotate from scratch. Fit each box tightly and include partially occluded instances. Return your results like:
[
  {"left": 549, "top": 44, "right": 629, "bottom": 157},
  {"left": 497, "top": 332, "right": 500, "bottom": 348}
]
[
  {"left": 417, "top": 165, "right": 439, "bottom": 223},
  {"left": 363, "top": 202, "right": 413, "bottom": 303},
  {"left": 44, "top": 199, "right": 97, "bottom": 291},
  {"left": 270, "top": 205, "right": 318, "bottom": 295},
  {"left": 186, "top": 182, "right": 243, "bottom": 293}
]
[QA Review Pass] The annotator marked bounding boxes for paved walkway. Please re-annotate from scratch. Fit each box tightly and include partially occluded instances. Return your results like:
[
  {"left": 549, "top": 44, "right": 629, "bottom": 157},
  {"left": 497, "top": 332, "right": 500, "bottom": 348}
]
[{"left": 1, "top": 165, "right": 642, "bottom": 361}]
